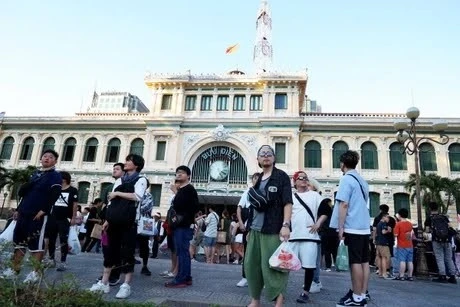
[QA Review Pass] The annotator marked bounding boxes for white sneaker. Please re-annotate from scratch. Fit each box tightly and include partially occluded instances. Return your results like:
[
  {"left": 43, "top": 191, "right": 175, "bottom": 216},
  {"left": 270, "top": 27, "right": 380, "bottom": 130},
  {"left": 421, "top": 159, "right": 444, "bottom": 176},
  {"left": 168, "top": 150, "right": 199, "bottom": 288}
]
[
  {"left": 0, "top": 268, "right": 16, "bottom": 279},
  {"left": 164, "top": 272, "right": 175, "bottom": 278},
  {"left": 23, "top": 271, "right": 39, "bottom": 284},
  {"left": 115, "top": 283, "right": 131, "bottom": 299},
  {"left": 89, "top": 281, "right": 110, "bottom": 294},
  {"left": 159, "top": 270, "right": 170, "bottom": 276},
  {"left": 309, "top": 281, "right": 321, "bottom": 293},
  {"left": 236, "top": 278, "right": 248, "bottom": 287},
  {"left": 233, "top": 259, "right": 239, "bottom": 264}
]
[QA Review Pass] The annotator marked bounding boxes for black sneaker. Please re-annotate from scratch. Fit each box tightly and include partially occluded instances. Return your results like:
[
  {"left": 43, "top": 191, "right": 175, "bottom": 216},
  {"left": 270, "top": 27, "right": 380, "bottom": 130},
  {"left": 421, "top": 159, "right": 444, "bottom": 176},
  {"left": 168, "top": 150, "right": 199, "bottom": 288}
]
[
  {"left": 337, "top": 297, "right": 367, "bottom": 306},
  {"left": 365, "top": 291, "right": 371, "bottom": 301},
  {"left": 448, "top": 276, "right": 457, "bottom": 284},
  {"left": 338, "top": 289, "right": 353, "bottom": 304},
  {"left": 432, "top": 276, "right": 448, "bottom": 283},
  {"left": 96, "top": 275, "right": 102, "bottom": 282},
  {"left": 141, "top": 267, "right": 152, "bottom": 276},
  {"left": 296, "top": 292, "right": 309, "bottom": 304}
]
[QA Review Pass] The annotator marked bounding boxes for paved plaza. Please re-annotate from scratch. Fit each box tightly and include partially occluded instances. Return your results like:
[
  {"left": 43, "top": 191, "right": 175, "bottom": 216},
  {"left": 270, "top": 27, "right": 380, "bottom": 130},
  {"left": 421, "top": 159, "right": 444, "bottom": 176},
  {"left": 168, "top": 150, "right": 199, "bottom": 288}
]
[{"left": 33, "top": 252, "right": 459, "bottom": 306}]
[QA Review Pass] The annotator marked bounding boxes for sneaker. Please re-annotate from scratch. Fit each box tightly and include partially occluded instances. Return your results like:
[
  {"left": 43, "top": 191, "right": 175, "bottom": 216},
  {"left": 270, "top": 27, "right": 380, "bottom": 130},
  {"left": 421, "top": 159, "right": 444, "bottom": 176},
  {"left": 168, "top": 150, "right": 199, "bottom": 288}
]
[
  {"left": 0, "top": 268, "right": 17, "bottom": 279},
  {"left": 89, "top": 281, "right": 110, "bottom": 294},
  {"left": 365, "top": 291, "right": 371, "bottom": 301},
  {"left": 325, "top": 268, "right": 332, "bottom": 272},
  {"left": 97, "top": 275, "right": 103, "bottom": 282},
  {"left": 115, "top": 283, "right": 131, "bottom": 299},
  {"left": 56, "top": 263, "right": 67, "bottom": 272},
  {"left": 432, "top": 276, "right": 448, "bottom": 283},
  {"left": 448, "top": 276, "right": 458, "bottom": 284},
  {"left": 140, "top": 266, "right": 152, "bottom": 276},
  {"left": 233, "top": 259, "right": 239, "bottom": 264},
  {"left": 338, "top": 290, "right": 353, "bottom": 304},
  {"left": 163, "top": 272, "right": 175, "bottom": 278},
  {"left": 23, "top": 271, "right": 39, "bottom": 284},
  {"left": 296, "top": 292, "right": 309, "bottom": 304},
  {"left": 191, "top": 258, "right": 198, "bottom": 263},
  {"left": 43, "top": 258, "right": 56, "bottom": 268},
  {"left": 384, "top": 274, "right": 395, "bottom": 280},
  {"left": 109, "top": 278, "right": 121, "bottom": 286},
  {"left": 236, "top": 278, "right": 248, "bottom": 287},
  {"left": 337, "top": 297, "right": 367, "bottom": 306},
  {"left": 159, "top": 270, "right": 170, "bottom": 276},
  {"left": 309, "top": 282, "right": 321, "bottom": 293},
  {"left": 185, "top": 277, "right": 193, "bottom": 286},
  {"left": 165, "top": 281, "right": 187, "bottom": 288}
]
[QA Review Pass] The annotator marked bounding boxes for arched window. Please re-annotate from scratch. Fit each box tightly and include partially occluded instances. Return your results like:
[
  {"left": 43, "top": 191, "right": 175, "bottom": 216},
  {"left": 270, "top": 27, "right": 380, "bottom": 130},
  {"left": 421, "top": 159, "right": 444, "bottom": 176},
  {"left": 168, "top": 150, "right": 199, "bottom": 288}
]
[
  {"left": 361, "top": 142, "right": 379, "bottom": 169},
  {"left": 42, "top": 137, "right": 55, "bottom": 152},
  {"left": 394, "top": 193, "right": 411, "bottom": 218},
  {"left": 0, "top": 136, "right": 14, "bottom": 160},
  {"left": 389, "top": 142, "right": 407, "bottom": 170},
  {"left": 448, "top": 143, "right": 460, "bottom": 172},
  {"left": 369, "top": 192, "right": 380, "bottom": 217},
  {"left": 105, "top": 138, "right": 121, "bottom": 163},
  {"left": 62, "top": 138, "right": 77, "bottom": 162},
  {"left": 83, "top": 138, "right": 98, "bottom": 162},
  {"left": 419, "top": 143, "right": 437, "bottom": 171},
  {"left": 304, "top": 141, "right": 322, "bottom": 168},
  {"left": 77, "top": 181, "right": 90, "bottom": 204},
  {"left": 100, "top": 182, "right": 113, "bottom": 203},
  {"left": 20, "top": 137, "right": 35, "bottom": 160},
  {"left": 332, "top": 141, "right": 349, "bottom": 168},
  {"left": 130, "top": 138, "right": 144, "bottom": 156}
]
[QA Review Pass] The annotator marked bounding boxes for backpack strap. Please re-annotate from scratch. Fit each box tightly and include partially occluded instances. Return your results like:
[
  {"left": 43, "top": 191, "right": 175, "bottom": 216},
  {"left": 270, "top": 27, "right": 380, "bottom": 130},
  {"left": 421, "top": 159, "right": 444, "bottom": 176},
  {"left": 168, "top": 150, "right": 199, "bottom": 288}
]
[
  {"left": 294, "top": 193, "right": 316, "bottom": 223},
  {"left": 347, "top": 174, "right": 367, "bottom": 201}
]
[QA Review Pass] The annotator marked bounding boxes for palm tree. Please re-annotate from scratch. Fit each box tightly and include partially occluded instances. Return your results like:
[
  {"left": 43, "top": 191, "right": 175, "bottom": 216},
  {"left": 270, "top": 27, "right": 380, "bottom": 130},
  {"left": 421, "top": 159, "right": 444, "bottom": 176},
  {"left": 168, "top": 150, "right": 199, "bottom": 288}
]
[
  {"left": 441, "top": 177, "right": 460, "bottom": 214},
  {"left": 4, "top": 165, "right": 37, "bottom": 203},
  {"left": 404, "top": 172, "right": 446, "bottom": 213},
  {"left": 0, "top": 160, "right": 9, "bottom": 191}
]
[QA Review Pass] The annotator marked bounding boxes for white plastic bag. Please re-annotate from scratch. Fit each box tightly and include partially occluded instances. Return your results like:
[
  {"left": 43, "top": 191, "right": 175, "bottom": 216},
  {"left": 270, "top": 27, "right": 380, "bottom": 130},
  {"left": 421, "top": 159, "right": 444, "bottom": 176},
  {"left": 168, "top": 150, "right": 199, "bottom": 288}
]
[
  {"left": 0, "top": 220, "right": 16, "bottom": 242},
  {"left": 159, "top": 237, "right": 168, "bottom": 252},
  {"left": 269, "top": 241, "right": 301, "bottom": 272},
  {"left": 68, "top": 226, "right": 81, "bottom": 255}
]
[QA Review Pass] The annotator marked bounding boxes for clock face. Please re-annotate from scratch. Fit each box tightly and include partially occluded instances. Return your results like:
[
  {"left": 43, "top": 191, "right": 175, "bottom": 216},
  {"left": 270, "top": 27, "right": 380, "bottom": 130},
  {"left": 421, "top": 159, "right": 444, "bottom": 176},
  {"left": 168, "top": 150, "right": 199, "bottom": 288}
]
[{"left": 209, "top": 160, "right": 229, "bottom": 181}]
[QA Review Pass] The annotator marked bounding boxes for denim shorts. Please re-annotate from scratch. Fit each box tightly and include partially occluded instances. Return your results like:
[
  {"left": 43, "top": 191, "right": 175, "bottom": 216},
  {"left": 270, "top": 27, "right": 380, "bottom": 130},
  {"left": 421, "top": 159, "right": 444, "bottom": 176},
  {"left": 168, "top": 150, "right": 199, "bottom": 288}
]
[
  {"left": 203, "top": 236, "right": 217, "bottom": 247},
  {"left": 396, "top": 247, "right": 413, "bottom": 263}
]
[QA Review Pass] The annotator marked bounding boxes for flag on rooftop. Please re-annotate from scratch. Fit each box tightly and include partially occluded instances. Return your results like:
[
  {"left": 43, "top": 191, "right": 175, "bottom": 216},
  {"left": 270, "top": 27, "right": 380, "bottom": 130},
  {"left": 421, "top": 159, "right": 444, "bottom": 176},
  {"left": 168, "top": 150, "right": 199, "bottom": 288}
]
[{"left": 225, "top": 44, "right": 239, "bottom": 54}]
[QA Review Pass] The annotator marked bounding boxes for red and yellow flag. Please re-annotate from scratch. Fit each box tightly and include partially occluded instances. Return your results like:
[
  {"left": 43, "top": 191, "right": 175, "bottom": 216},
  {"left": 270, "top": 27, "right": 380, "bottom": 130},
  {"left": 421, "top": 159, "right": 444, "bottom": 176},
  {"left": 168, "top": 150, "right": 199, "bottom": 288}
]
[{"left": 225, "top": 43, "right": 239, "bottom": 54}]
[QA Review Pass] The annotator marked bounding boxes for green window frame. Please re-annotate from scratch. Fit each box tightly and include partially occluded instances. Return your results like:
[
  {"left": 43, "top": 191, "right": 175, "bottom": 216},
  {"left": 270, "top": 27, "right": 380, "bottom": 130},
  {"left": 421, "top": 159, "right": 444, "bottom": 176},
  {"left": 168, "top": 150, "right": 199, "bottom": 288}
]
[
  {"left": 361, "top": 142, "right": 379, "bottom": 169},
  {"left": 369, "top": 192, "right": 380, "bottom": 217},
  {"left": 20, "top": 137, "right": 35, "bottom": 160},
  {"left": 0, "top": 136, "right": 14, "bottom": 160},
  {"left": 161, "top": 94, "right": 172, "bottom": 110},
  {"left": 419, "top": 143, "right": 437, "bottom": 171},
  {"left": 78, "top": 181, "right": 90, "bottom": 204},
  {"left": 200, "top": 95, "right": 212, "bottom": 111},
  {"left": 184, "top": 95, "right": 196, "bottom": 111},
  {"left": 130, "top": 138, "right": 144, "bottom": 156},
  {"left": 250, "top": 95, "right": 262, "bottom": 111},
  {"left": 332, "top": 141, "right": 349, "bottom": 168},
  {"left": 156, "top": 141, "right": 166, "bottom": 161},
  {"left": 389, "top": 142, "right": 407, "bottom": 170},
  {"left": 233, "top": 95, "right": 246, "bottom": 111},
  {"left": 448, "top": 143, "right": 460, "bottom": 172},
  {"left": 304, "top": 140, "right": 321, "bottom": 168},
  {"left": 150, "top": 184, "right": 162, "bottom": 207},
  {"left": 83, "top": 138, "right": 98, "bottom": 162},
  {"left": 394, "top": 193, "right": 411, "bottom": 218},
  {"left": 275, "top": 142, "right": 286, "bottom": 164},
  {"left": 216, "top": 95, "right": 229, "bottom": 111},
  {"left": 105, "top": 138, "right": 121, "bottom": 163},
  {"left": 62, "top": 137, "right": 76, "bottom": 162},
  {"left": 42, "top": 137, "right": 55, "bottom": 152}
]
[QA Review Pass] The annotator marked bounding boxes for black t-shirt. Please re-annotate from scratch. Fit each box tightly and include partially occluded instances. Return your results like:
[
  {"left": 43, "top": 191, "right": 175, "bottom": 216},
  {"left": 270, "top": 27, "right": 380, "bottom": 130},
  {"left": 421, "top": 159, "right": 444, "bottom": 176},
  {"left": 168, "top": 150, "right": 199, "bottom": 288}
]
[
  {"left": 172, "top": 183, "right": 199, "bottom": 227},
  {"left": 51, "top": 186, "right": 78, "bottom": 220},
  {"left": 85, "top": 206, "right": 100, "bottom": 232},
  {"left": 373, "top": 213, "right": 395, "bottom": 243}
]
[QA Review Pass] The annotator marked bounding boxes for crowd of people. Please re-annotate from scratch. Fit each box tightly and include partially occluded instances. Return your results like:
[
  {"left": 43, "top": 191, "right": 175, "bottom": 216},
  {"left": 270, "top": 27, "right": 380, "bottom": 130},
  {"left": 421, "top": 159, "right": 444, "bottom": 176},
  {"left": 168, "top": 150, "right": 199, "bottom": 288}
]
[{"left": 1, "top": 146, "right": 459, "bottom": 306}]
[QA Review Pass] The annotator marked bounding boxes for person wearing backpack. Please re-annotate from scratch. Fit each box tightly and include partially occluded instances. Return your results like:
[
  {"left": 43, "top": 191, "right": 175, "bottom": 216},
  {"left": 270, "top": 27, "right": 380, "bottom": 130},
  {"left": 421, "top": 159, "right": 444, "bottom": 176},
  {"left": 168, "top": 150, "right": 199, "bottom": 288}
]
[{"left": 424, "top": 201, "right": 457, "bottom": 284}]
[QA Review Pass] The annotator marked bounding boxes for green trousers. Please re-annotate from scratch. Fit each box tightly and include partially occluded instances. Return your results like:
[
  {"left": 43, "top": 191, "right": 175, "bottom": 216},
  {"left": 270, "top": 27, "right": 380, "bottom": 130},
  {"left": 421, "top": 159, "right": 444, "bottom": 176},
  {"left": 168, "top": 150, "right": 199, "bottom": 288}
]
[{"left": 244, "top": 230, "right": 289, "bottom": 301}]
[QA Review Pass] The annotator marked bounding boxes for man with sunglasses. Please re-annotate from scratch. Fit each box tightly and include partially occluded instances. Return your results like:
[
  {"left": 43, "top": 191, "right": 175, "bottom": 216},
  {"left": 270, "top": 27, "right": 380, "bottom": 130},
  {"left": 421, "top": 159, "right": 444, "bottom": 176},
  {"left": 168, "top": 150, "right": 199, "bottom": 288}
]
[{"left": 245, "top": 145, "right": 292, "bottom": 307}]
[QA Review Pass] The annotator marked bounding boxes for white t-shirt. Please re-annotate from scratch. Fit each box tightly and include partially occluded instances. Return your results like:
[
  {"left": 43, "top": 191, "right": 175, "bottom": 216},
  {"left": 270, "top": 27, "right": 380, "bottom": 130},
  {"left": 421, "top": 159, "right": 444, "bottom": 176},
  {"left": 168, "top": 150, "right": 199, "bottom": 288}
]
[{"left": 204, "top": 211, "right": 219, "bottom": 238}]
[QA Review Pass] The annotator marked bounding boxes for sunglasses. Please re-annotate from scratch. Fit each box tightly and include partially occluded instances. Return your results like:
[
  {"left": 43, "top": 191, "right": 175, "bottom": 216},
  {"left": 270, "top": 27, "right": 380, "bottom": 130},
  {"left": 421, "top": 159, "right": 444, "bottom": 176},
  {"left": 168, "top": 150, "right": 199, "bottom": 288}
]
[
  {"left": 296, "top": 176, "right": 308, "bottom": 181},
  {"left": 258, "top": 152, "right": 274, "bottom": 157}
]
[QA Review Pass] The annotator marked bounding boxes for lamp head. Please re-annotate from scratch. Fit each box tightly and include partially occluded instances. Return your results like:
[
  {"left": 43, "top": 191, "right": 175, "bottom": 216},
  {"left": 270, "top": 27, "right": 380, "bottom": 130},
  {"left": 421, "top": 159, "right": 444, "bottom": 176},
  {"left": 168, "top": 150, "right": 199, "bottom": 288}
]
[
  {"left": 396, "top": 131, "right": 409, "bottom": 143},
  {"left": 406, "top": 107, "right": 420, "bottom": 121},
  {"left": 394, "top": 120, "right": 409, "bottom": 131}
]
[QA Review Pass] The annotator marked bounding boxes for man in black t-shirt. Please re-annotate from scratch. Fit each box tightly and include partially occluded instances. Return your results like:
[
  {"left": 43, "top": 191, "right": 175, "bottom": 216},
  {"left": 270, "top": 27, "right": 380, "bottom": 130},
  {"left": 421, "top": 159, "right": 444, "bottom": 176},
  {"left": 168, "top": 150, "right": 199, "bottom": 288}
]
[
  {"left": 372, "top": 204, "right": 395, "bottom": 274},
  {"left": 45, "top": 171, "right": 78, "bottom": 271}
]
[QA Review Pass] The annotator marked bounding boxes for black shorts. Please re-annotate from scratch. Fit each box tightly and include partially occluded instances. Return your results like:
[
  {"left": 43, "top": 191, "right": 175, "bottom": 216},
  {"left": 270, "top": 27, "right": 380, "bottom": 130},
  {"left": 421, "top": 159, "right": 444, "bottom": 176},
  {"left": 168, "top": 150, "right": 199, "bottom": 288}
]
[
  {"left": 344, "top": 233, "right": 370, "bottom": 264},
  {"left": 13, "top": 214, "right": 48, "bottom": 252}
]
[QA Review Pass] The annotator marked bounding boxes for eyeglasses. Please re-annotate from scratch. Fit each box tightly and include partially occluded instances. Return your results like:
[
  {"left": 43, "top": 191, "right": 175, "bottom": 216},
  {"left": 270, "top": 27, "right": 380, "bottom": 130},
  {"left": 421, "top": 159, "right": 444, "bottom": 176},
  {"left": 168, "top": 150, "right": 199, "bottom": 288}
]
[
  {"left": 258, "top": 152, "right": 274, "bottom": 157},
  {"left": 296, "top": 176, "right": 308, "bottom": 181}
]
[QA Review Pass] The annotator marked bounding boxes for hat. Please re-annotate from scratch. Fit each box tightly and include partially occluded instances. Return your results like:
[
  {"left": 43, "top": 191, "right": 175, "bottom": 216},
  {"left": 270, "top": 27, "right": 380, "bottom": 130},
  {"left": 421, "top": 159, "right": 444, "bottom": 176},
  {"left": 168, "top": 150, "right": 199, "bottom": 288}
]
[
  {"left": 153, "top": 212, "right": 161, "bottom": 218},
  {"left": 293, "top": 171, "right": 307, "bottom": 182},
  {"left": 308, "top": 178, "right": 321, "bottom": 192},
  {"left": 92, "top": 198, "right": 103, "bottom": 204}
]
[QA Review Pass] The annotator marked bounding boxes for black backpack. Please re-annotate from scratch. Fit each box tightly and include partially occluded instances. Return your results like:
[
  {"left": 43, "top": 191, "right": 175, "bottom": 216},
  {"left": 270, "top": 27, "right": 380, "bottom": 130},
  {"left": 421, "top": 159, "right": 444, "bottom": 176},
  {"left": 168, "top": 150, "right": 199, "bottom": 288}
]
[{"left": 431, "top": 214, "right": 449, "bottom": 242}]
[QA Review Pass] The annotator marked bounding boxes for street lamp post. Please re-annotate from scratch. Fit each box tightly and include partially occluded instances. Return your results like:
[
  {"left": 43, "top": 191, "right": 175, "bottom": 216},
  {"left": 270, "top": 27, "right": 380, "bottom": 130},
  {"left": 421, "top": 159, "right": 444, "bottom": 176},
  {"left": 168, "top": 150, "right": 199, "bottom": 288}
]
[
  {"left": 1, "top": 192, "right": 8, "bottom": 217},
  {"left": 394, "top": 107, "right": 449, "bottom": 276}
]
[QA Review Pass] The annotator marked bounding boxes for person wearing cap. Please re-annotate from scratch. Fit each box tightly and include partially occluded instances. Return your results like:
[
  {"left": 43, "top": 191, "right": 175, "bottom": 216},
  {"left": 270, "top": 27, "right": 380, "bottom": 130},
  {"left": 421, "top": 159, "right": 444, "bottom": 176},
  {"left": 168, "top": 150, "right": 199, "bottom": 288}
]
[
  {"left": 165, "top": 165, "right": 199, "bottom": 288},
  {"left": 289, "top": 171, "right": 330, "bottom": 304},
  {"left": 245, "top": 145, "right": 293, "bottom": 307}
]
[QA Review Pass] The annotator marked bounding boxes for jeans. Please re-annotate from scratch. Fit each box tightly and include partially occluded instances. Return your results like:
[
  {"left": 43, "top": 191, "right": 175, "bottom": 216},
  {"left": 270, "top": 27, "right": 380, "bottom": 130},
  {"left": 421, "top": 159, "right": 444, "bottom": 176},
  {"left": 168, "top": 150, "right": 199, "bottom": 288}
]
[
  {"left": 313, "top": 243, "right": 321, "bottom": 283},
  {"left": 432, "top": 241, "right": 456, "bottom": 276},
  {"left": 173, "top": 227, "right": 194, "bottom": 283}
]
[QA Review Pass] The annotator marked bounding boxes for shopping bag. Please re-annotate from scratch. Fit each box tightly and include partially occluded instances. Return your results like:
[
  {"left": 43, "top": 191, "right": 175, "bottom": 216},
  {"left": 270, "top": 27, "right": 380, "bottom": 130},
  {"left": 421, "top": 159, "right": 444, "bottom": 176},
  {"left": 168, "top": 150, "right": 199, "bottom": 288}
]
[
  {"left": 101, "top": 231, "right": 109, "bottom": 247},
  {"left": 0, "top": 220, "right": 16, "bottom": 242},
  {"left": 217, "top": 231, "right": 227, "bottom": 244},
  {"left": 91, "top": 224, "right": 103, "bottom": 240},
  {"left": 336, "top": 240, "right": 349, "bottom": 271},
  {"left": 269, "top": 241, "right": 301, "bottom": 272},
  {"left": 68, "top": 226, "right": 81, "bottom": 255},
  {"left": 159, "top": 237, "right": 168, "bottom": 252},
  {"left": 137, "top": 216, "right": 156, "bottom": 236}
]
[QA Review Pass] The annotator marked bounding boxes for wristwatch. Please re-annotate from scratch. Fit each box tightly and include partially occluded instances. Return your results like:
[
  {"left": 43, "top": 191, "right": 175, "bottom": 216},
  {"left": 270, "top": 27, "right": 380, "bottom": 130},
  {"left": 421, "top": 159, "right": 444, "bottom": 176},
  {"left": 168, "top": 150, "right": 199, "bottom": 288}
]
[{"left": 282, "top": 222, "right": 290, "bottom": 228}]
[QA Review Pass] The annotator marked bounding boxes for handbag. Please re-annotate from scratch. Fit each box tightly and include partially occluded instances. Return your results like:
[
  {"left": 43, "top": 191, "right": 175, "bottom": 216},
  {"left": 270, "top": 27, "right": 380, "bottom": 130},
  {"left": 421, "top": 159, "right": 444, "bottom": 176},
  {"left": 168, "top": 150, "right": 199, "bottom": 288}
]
[
  {"left": 217, "top": 231, "right": 227, "bottom": 244},
  {"left": 91, "top": 224, "right": 103, "bottom": 240},
  {"left": 167, "top": 207, "right": 184, "bottom": 229},
  {"left": 137, "top": 216, "right": 156, "bottom": 236}
]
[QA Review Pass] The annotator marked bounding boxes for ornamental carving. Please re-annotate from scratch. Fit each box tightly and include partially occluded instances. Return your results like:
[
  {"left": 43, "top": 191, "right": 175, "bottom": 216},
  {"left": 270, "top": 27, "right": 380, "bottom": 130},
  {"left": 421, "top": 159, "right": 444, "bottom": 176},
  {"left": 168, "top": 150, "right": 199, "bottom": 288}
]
[
  {"left": 210, "top": 124, "right": 232, "bottom": 141},
  {"left": 182, "top": 134, "right": 200, "bottom": 153},
  {"left": 236, "top": 134, "right": 258, "bottom": 153}
]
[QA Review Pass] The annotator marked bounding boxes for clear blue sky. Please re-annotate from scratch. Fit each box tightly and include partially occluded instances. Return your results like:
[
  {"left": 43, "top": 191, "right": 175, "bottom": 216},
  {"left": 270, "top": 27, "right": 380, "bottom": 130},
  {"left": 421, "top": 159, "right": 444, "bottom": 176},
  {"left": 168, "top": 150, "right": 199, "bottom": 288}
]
[{"left": 1, "top": 0, "right": 459, "bottom": 117}]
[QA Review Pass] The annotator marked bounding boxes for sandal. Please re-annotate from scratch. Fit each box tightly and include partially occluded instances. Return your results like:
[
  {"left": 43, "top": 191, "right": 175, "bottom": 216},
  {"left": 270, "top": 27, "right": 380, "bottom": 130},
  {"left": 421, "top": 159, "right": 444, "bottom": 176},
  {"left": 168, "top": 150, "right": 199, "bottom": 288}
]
[
  {"left": 394, "top": 276, "right": 405, "bottom": 281},
  {"left": 406, "top": 277, "right": 414, "bottom": 281}
]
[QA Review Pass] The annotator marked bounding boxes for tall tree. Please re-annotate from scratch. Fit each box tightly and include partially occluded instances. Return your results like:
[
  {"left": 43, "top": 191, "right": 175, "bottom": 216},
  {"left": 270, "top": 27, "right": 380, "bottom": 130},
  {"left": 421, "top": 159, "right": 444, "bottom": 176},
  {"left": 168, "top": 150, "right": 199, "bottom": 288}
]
[
  {"left": 4, "top": 165, "right": 37, "bottom": 203},
  {"left": 405, "top": 172, "right": 446, "bottom": 213},
  {"left": 0, "top": 160, "right": 9, "bottom": 191}
]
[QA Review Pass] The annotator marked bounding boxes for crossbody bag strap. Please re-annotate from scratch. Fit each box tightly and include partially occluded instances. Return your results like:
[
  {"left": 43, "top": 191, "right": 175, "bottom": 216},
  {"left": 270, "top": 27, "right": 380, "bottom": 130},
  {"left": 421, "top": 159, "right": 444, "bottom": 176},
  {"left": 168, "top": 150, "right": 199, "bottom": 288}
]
[
  {"left": 294, "top": 193, "right": 316, "bottom": 222},
  {"left": 347, "top": 174, "right": 367, "bottom": 201}
]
